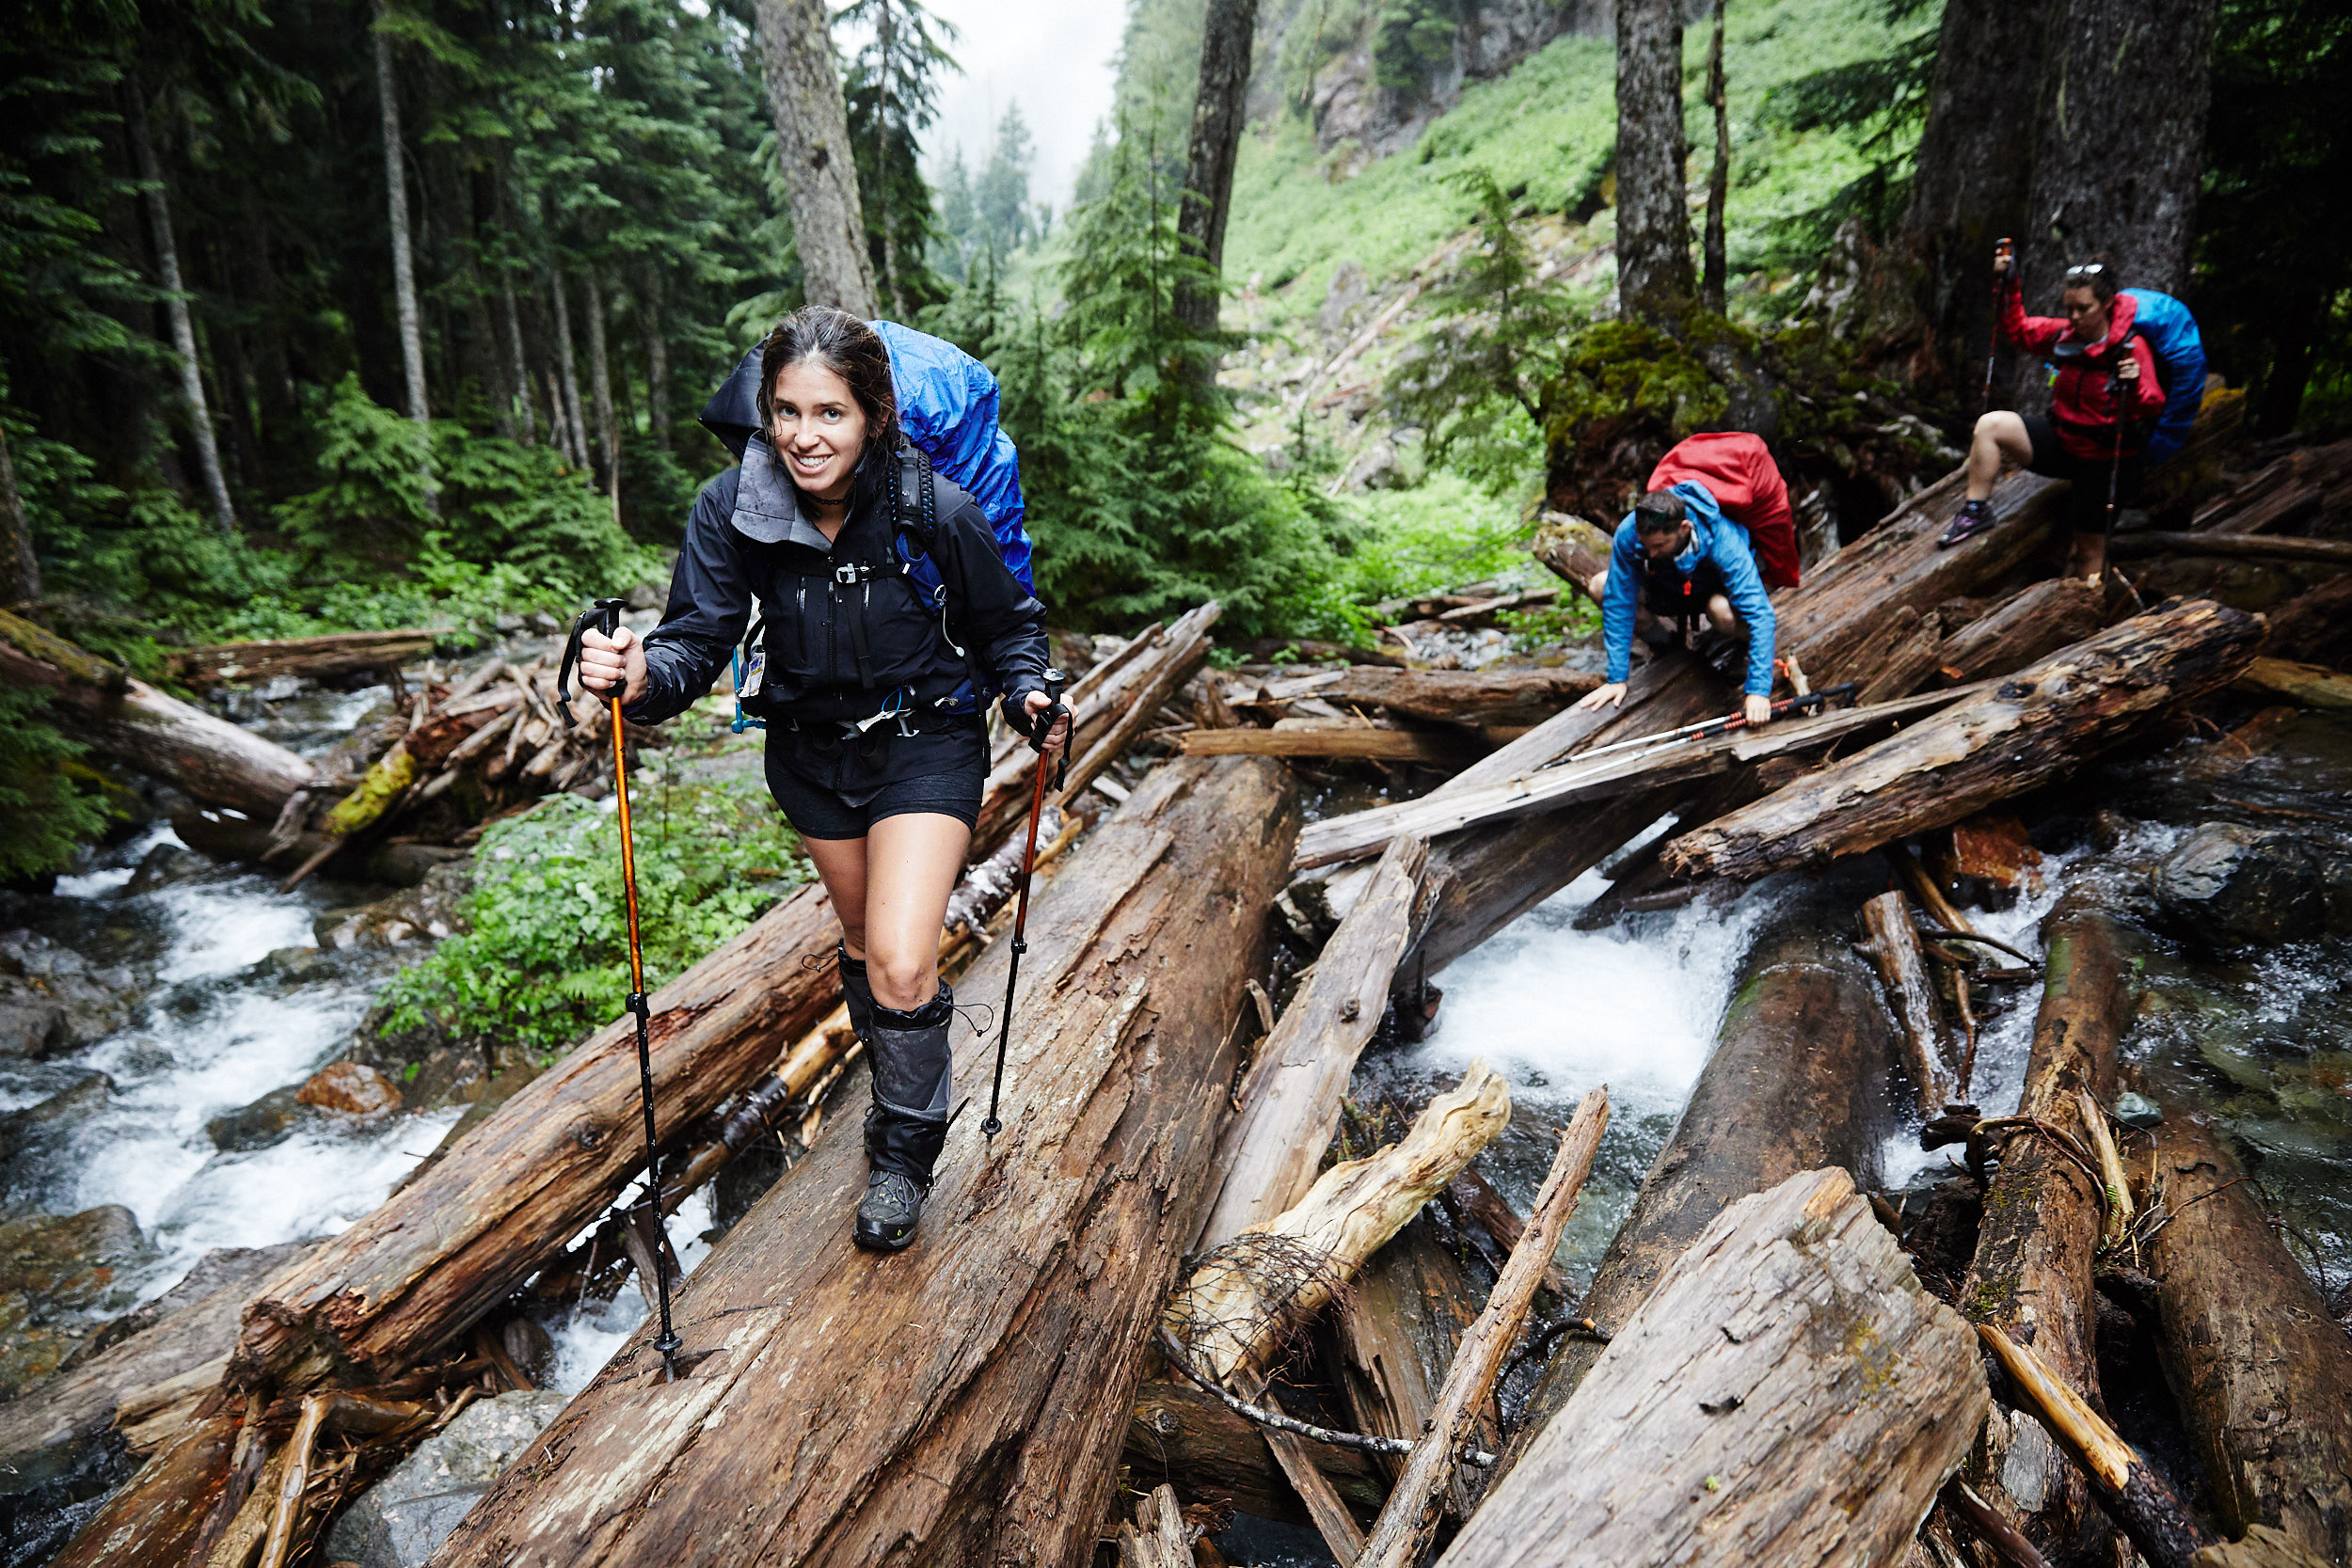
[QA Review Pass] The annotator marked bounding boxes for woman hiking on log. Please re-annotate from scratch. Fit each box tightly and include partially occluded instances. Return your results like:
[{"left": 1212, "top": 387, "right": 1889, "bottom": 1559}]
[
  {"left": 573, "top": 306, "right": 1064, "bottom": 1252},
  {"left": 1941, "top": 250, "right": 2168, "bottom": 583}
]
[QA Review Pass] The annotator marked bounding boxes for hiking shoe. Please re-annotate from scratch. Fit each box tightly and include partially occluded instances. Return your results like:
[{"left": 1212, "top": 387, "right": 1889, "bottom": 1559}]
[
  {"left": 1937, "top": 501, "right": 1997, "bottom": 548},
  {"left": 854, "top": 1169, "right": 925, "bottom": 1252}
]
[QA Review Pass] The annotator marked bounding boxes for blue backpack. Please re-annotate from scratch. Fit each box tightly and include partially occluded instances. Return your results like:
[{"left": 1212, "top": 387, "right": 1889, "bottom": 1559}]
[
  {"left": 2122, "top": 289, "right": 2208, "bottom": 466},
  {"left": 696, "top": 320, "right": 1033, "bottom": 591}
]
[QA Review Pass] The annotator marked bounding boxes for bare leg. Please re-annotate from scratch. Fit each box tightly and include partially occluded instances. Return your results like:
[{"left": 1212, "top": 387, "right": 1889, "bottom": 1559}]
[
  {"left": 1704, "top": 594, "right": 1741, "bottom": 639},
  {"left": 2065, "top": 531, "right": 2108, "bottom": 584},
  {"left": 801, "top": 832, "right": 872, "bottom": 960},
  {"left": 1966, "top": 412, "right": 2033, "bottom": 501},
  {"left": 859, "top": 813, "right": 972, "bottom": 1009}
]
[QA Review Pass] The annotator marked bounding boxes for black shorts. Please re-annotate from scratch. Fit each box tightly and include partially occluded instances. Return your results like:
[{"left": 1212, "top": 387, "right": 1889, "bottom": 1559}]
[
  {"left": 2022, "top": 415, "right": 2143, "bottom": 537},
  {"left": 1642, "top": 558, "right": 1727, "bottom": 622},
  {"left": 763, "top": 738, "right": 985, "bottom": 840}
]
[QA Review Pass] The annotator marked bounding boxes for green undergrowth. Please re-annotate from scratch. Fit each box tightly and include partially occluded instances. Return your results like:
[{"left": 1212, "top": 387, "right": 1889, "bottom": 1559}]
[
  {"left": 1221, "top": 0, "right": 1927, "bottom": 332},
  {"left": 0, "top": 690, "right": 116, "bottom": 883},
  {"left": 377, "top": 766, "right": 810, "bottom": 1061}
]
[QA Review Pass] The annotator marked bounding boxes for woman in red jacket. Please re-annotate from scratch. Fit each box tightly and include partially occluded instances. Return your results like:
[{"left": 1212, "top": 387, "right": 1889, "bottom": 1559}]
[{"left": 1939, "top": 252, "right": 2168, "bottom": 582}]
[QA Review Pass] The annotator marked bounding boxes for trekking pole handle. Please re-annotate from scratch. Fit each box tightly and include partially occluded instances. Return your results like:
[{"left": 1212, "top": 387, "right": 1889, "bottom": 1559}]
[
  {"left": 555, "top": 597, "right": 630, "bottom": 728},
  {"left": 1036, "top": 668, "right": 1071, "bottom": 791}
]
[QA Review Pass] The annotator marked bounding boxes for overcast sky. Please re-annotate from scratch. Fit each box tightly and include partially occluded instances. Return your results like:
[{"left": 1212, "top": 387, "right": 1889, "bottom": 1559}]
[{"left": 914, "top": 0, "right": 1126, "bottom": 212}]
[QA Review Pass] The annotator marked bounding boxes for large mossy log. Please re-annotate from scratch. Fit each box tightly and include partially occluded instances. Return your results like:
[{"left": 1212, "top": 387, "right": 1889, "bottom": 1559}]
[
  {"left": 1961, "top": 901, "right": 2132, "bottom": 1560},
  {"left": 430, "top": 757, "right": 1300, "bottom": 1568},
  {"left": 230, "top": 886, "right": 845, "bottom": 1393},
  {"left": 2147, "top": 1110, "right": 2352, "bottom": 1564},
  {"left": 1502, "top": 925, "right": 1898, "bottom": 1472},
  {"left": 1662, "top": 598, "right": 2266, "bottom": 882},
  {"left": 1438, "top": 1168, "right": 1987, "bottom": 1568},
  {"left": 0, "top": 608, "right": 316, "bottom": 818}
]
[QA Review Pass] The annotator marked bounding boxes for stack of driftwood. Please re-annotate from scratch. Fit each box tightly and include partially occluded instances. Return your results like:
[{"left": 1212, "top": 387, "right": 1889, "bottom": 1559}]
[{"left": 17, "top": 435, "right": 2352, "bottom": 1568}]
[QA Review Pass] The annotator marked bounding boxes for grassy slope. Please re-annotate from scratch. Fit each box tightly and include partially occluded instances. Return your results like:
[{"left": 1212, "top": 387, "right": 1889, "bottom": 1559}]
[{"left": 1221, "top": 0, "right": 1927, "bottom": 329}]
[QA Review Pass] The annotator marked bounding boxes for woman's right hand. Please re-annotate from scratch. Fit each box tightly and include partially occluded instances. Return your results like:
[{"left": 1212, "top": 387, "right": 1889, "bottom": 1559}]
[{"left": 576, "top": 624, "right": 647, "bottom": 713}]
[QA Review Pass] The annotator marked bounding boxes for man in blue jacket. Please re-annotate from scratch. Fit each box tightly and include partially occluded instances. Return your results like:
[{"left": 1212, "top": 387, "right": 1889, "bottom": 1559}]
[{"left": 1574, "top": 484, "right": 1779, "bottom": 726}]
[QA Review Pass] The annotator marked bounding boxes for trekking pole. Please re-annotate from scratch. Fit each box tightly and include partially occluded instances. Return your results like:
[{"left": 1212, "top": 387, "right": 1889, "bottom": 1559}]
[
  {"left": 1568, "top": 682, "right": 1861, "bottom": 768},
  {"left": 1983, "top": 237, "right": 2014, "bottom": 413},
  {"left": 981, "top": 668, "right": 1069, "bottom": 1141},
  {"left": 556, "top": 597, "right": 684, "bottom": 1381}
]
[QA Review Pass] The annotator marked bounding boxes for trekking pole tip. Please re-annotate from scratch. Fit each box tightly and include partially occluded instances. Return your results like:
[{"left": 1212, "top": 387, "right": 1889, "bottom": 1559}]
[{"left": 981, "top": 1115, "right": 1002, "bottom": 1139}]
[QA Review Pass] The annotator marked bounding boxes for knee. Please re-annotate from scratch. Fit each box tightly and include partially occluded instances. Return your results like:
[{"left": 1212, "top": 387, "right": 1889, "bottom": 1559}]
[
  {"left": 1708, "top": 596, "right": 1740, "bottom": 634},
  {"left": 868, "top": 947, "right": 938, "bottom": 1012}
]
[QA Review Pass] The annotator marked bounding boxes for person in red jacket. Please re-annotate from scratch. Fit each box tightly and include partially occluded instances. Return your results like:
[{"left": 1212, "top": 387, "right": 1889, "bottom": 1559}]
[{"left": 1939, "top": 251, "right": 2167, "bottom": 583}]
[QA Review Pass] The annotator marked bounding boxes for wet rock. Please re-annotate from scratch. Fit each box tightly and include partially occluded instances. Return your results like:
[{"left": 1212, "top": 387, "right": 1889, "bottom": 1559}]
[
  {"left": 208, "top": 1084, "right": 308, "bottom": 1151},
  {"left": 120, "top": 843, "right": 212, "bottom": 896},
  {"left": 254, "top": 944, "right": 338, "bottom": 985},
  {"left": 323, "top": 1388, "right": 568, "bottom": 1568},
  {"left": 400, "top": 1046, "right": 485, "bottom": 1115},
  {"left": 0, "top": 929, "right": 134, "bottom": 1048},
  {"left": 0, "top": 1000, "right": 68, "bottom": 1060},
  {"left": 315, "top": 858, "right": 472, "bottom": 951},
  {"left": 0, "top": 1206, "right": 158, "bottom": 1400},
  {"left": 297, "top": 1062, "right": 402, "bottom": 1118},
  {"left": 2152, "top": 824, "right": 2338, "bottom": 947},
  {"left": 362, "top": 841, "right": 469, "bottom": 888},
  {"left": 0, "top": 1073, "right": 114, "bottom": 1170}
]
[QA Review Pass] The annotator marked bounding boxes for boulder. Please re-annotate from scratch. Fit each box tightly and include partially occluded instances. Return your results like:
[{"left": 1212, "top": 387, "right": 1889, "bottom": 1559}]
[
  {"left": 207, "top": 1084, "right": 307, "bottom": 1152},
  {"left": 323, "top": 1389, "right": 568, "bottom": 1568},
  {"left": 120, "top": 843, "right": 213, "bottom": 896},
  {"left": 254, "top": 945, "right": 338, "bottom": 986},
  {"left": 0, "top": 1073, "right": 114, "bottom": 1174},
  {"left": 0, "top": 1206, "right": 158, "bottom": 1400},
  {"left": 0, "top": 999, "right": 68, "bottom": 1060},
  {"left": 296, "top": 1062, "right": 402, "bottom": 1118},
  {"left": 0, "top": 930, "right": 134, "bottom": 1048},
  {"left": 2153, "top": 824, "right": 2344, "bottom": 947}
]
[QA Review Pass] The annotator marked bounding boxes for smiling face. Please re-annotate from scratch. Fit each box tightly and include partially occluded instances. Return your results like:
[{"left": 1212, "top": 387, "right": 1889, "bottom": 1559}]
[{"left": 767, "top": 358, "right": 868, "bottom": 502}]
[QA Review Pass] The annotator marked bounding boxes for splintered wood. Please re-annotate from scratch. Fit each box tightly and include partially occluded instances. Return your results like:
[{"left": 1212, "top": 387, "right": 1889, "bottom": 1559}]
[
  {"left": 430, "top": 757, "right": 1300, "bottom": 1568},
  {"left": 1438, "top": 1168, "right": 1986, "bottom": 1568}
]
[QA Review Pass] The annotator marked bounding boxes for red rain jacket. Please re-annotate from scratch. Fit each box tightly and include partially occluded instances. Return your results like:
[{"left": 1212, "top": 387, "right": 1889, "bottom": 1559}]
[
  {"left": 2000, "top": 283, "right": 2169, "bottom": 462},
  {"left": 1646, "top": 432, "right": 1801, "bottom": 590}
]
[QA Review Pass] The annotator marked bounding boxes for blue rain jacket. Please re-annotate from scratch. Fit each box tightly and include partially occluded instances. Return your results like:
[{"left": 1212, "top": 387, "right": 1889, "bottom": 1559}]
[{"left": 1601, "top": 481, "right": 1779, "bottom": 696}]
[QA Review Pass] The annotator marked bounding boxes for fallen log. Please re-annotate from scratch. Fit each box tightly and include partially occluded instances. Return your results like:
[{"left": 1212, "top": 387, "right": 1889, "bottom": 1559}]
[
  {"left": 1505, "top": 925, "right": 1899, "bottom": 1470},
  {"left": 1170, "top": 1062, "right": 1511, "bottom": 1389},
  {"left": 167, "top": 629, "right": 439, "bottom": 688},
  {"left": 1229, "top": 637, "right": 1411, "bottom": 669},
  {"left": 1125, "top": 1376, "right": 1391, "bottom": 1528},
  {"left": 1438, "top": 1168, "right": 1988, "bottom": 1568},
  {"left": 1960, "top": 899, "right": 2132, "bottom": 1560},
  {"left": 1332, "top": 1212, "right": 1495, "bottom": 1513},
  {"left": 1294, "top": 683, "right": 1976, "bottom": 870},
  {"left": 46, "top": 1401, "right": 244, "bottom": 1568},
  {"left": 1860, "top": 610, "right": 1948, "bottom": 704},
  {"left": 1358, "top": 1087, "right": 1608, "bottom": 1568},
  {"left": 1662, "top": 598, "right": 2266, "bottom": 882},
  {"left": 1112, "top": 1485, "right": 1196, "bottom": 1568},
  {"left": 1196, "top": 833, "right": 1433, "bottom": 1247},
  {"left": 2233, "top": 655, "right": 2352, "bottom": 710},
  {"left": 2109, "top": 531, "right": 2352, "bottom": 567},
  {"left": 2146, "top": 1109, "right": 2352, "bottom": 1564},
  {"left": 431, "top": 757, "right": 1301, "bottom": 1568},
  {"left": 0, "top": 608, "right": 316, "bottom": 818},
  {"left": 1291, "top": 667, "right": 1602, "bottom": 726},
  {"left": 1528, "top": 513, "right": 1613, "bottom": 603},
  {"left": 1937, "top": 578, "right": 2105, "bottom": 685},
  {"left": 1979, "top": 1323, "right": 2217, "bottom": 1568},
  {"left": 1857, "top": 890, "right": 1955, "bottom": 1113},
  {"left": 1181, "top": 726, "right": 1468, "bottom": 763}
]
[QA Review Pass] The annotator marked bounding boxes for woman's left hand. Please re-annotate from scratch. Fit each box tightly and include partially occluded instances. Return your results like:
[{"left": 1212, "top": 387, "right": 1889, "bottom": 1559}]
[{"left": 1022, "top": 689, "right": 1071, "bottom": 753}]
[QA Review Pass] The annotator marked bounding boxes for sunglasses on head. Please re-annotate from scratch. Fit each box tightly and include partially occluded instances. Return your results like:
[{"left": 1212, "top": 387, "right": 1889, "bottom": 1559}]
[{"left": 2065, "top": 263, "right": 2107, "bottom": 279}]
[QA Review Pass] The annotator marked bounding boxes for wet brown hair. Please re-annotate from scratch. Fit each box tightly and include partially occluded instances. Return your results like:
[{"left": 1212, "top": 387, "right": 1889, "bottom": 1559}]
[
  {"left": 1633, "top": 489, "right": 1687, "bottom": 537},
  {"left": 2061, "top": 252, "right": 2120, "bottom": 305},
  {"left": 756, "top": 306, "right": 899, "bottom": 465}
]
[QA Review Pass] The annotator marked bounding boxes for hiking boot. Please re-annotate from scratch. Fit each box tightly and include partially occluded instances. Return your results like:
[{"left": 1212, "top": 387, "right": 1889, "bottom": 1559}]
[
  {"left": 1938, "top": 499, "right": 1997, "bottom": 548},
  {"left": 854, "top": 1169, "right": 925, "bottom": 1252}
]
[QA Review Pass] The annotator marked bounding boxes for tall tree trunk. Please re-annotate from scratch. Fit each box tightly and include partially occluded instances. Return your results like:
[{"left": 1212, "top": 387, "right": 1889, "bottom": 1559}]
[
  {"left": 2019, "top": 0, "right": 2217, "bottom": 299},
  {"left": 1613, "top": 0, "right": 1694, "bottom": 324},
  {"left": 1700, "top": 0, "right": 1729, "bottom": 314},
  {"left": 1902, "top": 0, "right": 2042, "bottom": 410},
  {"left": 125, "top": 81, "right": 236, "bottom": 536},
  {"left": 752, "top": 0, "right": 877, "bottom": 317},
  {"left": 0, "top": 424, "right": 38, "bottom": 605},
  {"left": 643, "top": 264, "right": 669, "bottom": 451},
  {"left": 548, "top": 266, "right": 592, "bottom": 478},
  {"left": 371, "top": 0, "right": 432, "bottom": 451},
  {"left": 584, "top": 265, "right": 619, "bottom": 516},
  {"left": 1172, "top": 0, "right": 1259, "bottom": 369},
  {"left": 501, "top": 281, "right": 536, "bottom": 444}
]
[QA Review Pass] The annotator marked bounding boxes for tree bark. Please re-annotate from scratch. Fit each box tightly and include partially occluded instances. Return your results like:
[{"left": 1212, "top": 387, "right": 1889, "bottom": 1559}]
[
  {"left": 1613, "top": 0, "right": 1694, "bottom": 323},
  {"left": 0, "top": 421, "right": 39, "bottom": 604},
  {"left": 1503, "top": 926, "right": 1899, "bottom": 1471},
  {"left": 1936, "top": 577, "right": 2106, "bottom": 684},
  {"left": 1196, "top": 832, "right": 1431, "bottom": 1247},
  {"left": 1358, "top": 1089, "right": 1609, "bottom": 1568},
  {"left": 126, "top": 79, "right": 237, "bottom": 535},
  {"left": 584, "top": 266, "right": 618, "bottom": 508},
  {"left": 2018, "top": 0, "right": 2217, "bottom": 301},
  {"left": 1441, "top": 1168, "right": 1988, "bottom": 1568},
  {"left": 1902, "top": 0, "right": 2042, "bottom": 407},
  {"left": 0, "top": 609, "right": 315, "bottom": 818},
  {"left": 1125, "top": 1378, "right": 1390, "bottom": 1528},
  {"left": 643, "top": 262, "right": 670, "bottom": 451},
  {"left": 1172, "top": 0, "right": 1259, "bottom": 355},
  {"left": 2234, "top": 656, "right": 2352, "bottom": 711},
  {"left": 1333, "top": 1212, "right": 1496, "bottom": 1512},
  {"left": 1859, "top": 890, "right": 1954, "bottom": 1114},
  {"left": 371, "top": 0, "right": 430, "bottom": 440},
  {"left": 431, "top": 757, "right": 1299, "bottom": 1568},
  {"left": 1960, "top": 901, "right": 2131, "bottom": 1560},
  {"left": 45, "top": 1402, "right": 242, "bottom": 1568},
  {"left": 2109, "top": 532, "right": 2352, "bottom": 567},
  {"left": 753, "top": 0, "right": 878, "bottom": 317},
  {"left": 167, "top": 629, "right": 437, "bottom": 688},
  {"left": 501, "top": 281, "right": 535, "bottom": 444},
  {"left": 2146, "top": 1110, "right": 2352, "bottom": 1565},
  {"left": 1662, "top": 598, "right": 2266, "bottom": 882},
  {"left": 548, "top": 265, "right": 591, "bottom": 476},
  {"left": 1182, "top": 727, "right": 1470, "bottom": 764},
  {"left": 1700, "top": 0, "right": 1729, "bottom": 315},
  {"left": 1233, "top": 667, "right": 1603, "bottom": 727}
]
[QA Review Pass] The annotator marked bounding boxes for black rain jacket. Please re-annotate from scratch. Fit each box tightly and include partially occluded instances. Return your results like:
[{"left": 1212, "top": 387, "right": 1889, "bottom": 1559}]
[{"left": 625, "top": 435, "right": 1050, "bottom": 794}]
